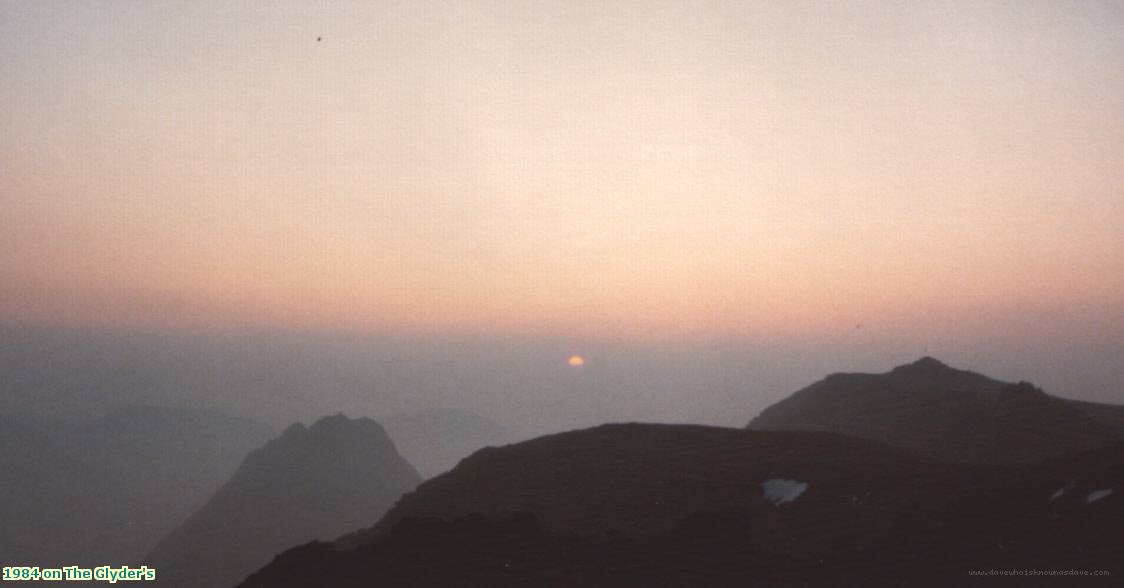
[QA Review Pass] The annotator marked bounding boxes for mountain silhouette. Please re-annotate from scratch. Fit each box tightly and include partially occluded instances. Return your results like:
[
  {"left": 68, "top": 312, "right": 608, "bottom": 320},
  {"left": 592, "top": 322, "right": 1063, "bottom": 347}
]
[
  {"left": 345, "top": 423, "right": 958, "bottom": 543},
  {"left": 379, "top": 408, "right": 522, "bottom": 478},
  {"left": 747, "top": 357, "right": 1123, "bottom": 465},
  {"left": 239, "top": 423, "right": 1123, "bottom": 586},
  {"left": 144, "top": 414, "right": 420, "bottom": 588},
  {"left": 0, "top": 406, "right": 273, "bottom": 567}
]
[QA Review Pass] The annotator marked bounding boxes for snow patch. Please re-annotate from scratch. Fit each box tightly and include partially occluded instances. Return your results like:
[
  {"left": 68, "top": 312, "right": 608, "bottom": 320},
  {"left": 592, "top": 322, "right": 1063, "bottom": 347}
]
[
  {"left": 762, "top": 479, "right": 808, "bottom": 505},
  {"left": 1086, "top": 489, "right": 1113, "bottom": 504}
]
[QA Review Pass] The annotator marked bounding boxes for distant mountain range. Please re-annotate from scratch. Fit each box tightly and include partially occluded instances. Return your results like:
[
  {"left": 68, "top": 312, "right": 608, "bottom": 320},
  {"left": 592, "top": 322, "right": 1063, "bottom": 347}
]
[
  {"left": 748, "top": 357, "right": 1123, "bottom": 465},
  {"left": 1, "top": 404, "right": 510, "bottom": 575},
  {"left": 144, "top": 414, "right": 421, "bottom": 588},
  {"left": 379, "top": 408, "right": 522, "bottom": 478},
  {"left": 238, "top": 359, "right": 1124, "bottom": 586},
  {"left": 240, "top": 423, "right": 1123, "bottom": 586},
  {"left": 10, "top": 358, "right": 1123, "bottom": 586},
  {"left": 0, "top": 406, "right": 274, "bottom": 567}
]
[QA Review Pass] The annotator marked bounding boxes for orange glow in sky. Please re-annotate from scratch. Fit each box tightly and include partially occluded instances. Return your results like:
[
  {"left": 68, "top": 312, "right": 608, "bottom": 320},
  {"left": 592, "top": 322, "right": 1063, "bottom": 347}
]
[{"left": 1, "top": 2, "right": 1122, "bottom": 343}]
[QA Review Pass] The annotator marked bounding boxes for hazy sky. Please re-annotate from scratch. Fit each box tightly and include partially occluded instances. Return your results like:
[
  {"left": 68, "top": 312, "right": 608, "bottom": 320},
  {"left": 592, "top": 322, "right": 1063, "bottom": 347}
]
[{"left": 1, "top": 2, "right": 1122, "bottom": 425}]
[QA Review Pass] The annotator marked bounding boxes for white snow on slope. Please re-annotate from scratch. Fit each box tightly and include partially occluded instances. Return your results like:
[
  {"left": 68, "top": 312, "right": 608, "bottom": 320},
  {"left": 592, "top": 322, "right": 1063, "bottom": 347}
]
[
  {"left": 1086, "top": 489, "right": 1113, "bottom": 504},
  {"left": 762, "top": 479, "right": 808, "bottom": 505}
]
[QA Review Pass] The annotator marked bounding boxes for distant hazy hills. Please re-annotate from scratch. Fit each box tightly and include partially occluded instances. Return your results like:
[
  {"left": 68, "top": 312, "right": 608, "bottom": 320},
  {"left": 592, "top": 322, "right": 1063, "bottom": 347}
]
[
  {"left": 0, "top": 403, "right": 513, "bottom": 575},
  {"left": 241, "top": 423, "right": 1124, "bottom": 586},
  {"left": 145, "top": 414, "right": 421, "bottom": 588},
  {"left": 748, "top": 357, "right": 1124, "bottom": 466},
  {"left": 379, "top": 408, "right": 522, "bottom": 478},
  {"left": 0, "top": 406, "right": 274, "bottom": 567}
]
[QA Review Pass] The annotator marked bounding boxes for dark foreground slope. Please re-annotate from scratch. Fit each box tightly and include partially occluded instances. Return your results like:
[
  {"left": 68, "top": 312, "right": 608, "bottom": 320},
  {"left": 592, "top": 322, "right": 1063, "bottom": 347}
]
[
  {"left": 353, "top": 423, "right": 966, "bottom": 541},
  {"left": 145, "top": 414, "right": 421, "bottom": 588},
  {"left": 0, "top": 406, "right": 274, "bottom": 567},
  {"left": 241, "top": 423, "right": 1121, "bottom": 587},
  {"left": 748, "top": 357, "right": 1122, "bottom": 465}
]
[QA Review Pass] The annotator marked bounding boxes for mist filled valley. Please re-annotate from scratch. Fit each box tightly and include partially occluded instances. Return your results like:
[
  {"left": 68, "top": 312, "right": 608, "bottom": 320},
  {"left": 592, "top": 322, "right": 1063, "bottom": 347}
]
[{"left": 4, "top": 323, "right": 1121, "bottom": 434}]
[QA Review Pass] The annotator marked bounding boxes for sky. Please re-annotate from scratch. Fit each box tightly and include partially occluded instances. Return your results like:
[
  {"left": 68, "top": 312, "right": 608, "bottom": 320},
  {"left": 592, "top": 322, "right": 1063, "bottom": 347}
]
[{"left": 1, "top": 1, "right": 1122, "bottom": 427}]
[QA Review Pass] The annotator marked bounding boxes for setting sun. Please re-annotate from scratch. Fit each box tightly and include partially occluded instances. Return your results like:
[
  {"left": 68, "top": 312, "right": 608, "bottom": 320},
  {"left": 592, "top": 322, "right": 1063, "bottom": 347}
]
[{"left": 567, "top": 355, "right": 585, "bottom": 368}]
